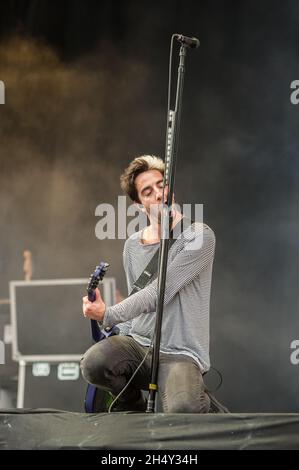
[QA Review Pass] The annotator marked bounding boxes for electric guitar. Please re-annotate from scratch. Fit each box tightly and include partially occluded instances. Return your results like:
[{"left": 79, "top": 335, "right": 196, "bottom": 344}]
[{"left": 84, "top": 261, "right": 119, "bottom": 412}]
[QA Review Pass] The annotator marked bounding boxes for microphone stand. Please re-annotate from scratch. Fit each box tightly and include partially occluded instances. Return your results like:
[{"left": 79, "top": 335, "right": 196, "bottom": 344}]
[{"left": 146, "top": 37, "right": 198, "bottom": 413}]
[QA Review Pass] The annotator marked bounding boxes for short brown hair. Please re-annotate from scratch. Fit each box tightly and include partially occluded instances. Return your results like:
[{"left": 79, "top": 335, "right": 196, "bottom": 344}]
[{"left": 120, "top": 155, "right": 164, "bottom": 202}]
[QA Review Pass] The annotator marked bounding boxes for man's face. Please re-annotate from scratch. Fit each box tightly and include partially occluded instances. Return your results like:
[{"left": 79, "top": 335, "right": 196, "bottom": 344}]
[{"left": 134, "top": 170, "right": 168, "bottom": 221}]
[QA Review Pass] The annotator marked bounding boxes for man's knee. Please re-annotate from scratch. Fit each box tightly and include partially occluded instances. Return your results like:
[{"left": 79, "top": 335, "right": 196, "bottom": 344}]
[
  {"left": 165, "top": 391, "right": 210, "bottom": 413},
  {"left": 159, "top": 358, "right": 211, "bottom": 413},
  {"left": 80, "top": 335, "right": 133, "bottom": 386},
  {"left": 80, "top": 344, "right": 107, "bottom": 386}
]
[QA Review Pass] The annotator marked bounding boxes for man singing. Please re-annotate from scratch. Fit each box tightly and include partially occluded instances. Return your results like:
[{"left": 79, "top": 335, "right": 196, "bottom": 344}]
[{"left": 81, "top": 155, "right": 215, "bottom": 413}]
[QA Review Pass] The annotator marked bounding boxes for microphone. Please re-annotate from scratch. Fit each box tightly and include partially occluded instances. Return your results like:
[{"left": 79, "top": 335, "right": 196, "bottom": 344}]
[{"left": 175, "top": 34, "right": 200, "bottom": 49}]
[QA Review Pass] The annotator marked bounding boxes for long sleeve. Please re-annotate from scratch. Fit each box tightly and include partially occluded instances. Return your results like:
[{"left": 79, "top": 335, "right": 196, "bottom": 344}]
[{"left": 103, "top": 225, "right": 215, "bottom": 327}]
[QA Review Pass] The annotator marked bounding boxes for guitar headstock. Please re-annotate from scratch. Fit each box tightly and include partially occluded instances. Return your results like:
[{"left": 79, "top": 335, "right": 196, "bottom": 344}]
[{"left": 87, "top": 262, "right": 109, "bottom": 301}]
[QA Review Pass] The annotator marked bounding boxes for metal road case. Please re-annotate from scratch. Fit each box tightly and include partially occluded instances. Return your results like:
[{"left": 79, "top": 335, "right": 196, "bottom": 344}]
[
  {"left": 0, "top": 302, "right": 18, "bottom": 402},
  {"left": 17, "top": 359, "right": 87, "bottom": 411},
  {"left": 10, "top": 278, "right": 116, "bottom": 360},
  {"left": 9, "top": 277, "right": 116, "bottom": 410}
]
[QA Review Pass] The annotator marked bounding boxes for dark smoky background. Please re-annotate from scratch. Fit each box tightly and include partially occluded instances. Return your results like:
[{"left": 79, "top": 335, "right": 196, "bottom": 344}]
[{"left": 1, "top": 0, "right": 299, "bottom": 412}]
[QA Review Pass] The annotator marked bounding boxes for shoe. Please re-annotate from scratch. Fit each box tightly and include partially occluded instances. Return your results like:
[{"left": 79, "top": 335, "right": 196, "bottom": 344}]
[
  {"left": 111, "top": 391, "right": 147, "bottom": 412},
  {"left": 206, "top": 391, "right": 230, "bottom": 413}
]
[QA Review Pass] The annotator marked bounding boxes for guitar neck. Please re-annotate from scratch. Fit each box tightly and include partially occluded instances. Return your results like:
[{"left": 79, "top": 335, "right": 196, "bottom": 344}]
[
  {"left": 87, "top": 290, "right": 96, "bottom": 302},
  {"left": 87, "top": 289, "right": 104, "bottom": 341}
]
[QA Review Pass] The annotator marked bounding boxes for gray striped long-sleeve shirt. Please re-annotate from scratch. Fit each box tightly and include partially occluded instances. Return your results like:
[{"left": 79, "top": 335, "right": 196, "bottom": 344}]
[{"left": 103, "top": 222, "right": 215, "bottom": 372}]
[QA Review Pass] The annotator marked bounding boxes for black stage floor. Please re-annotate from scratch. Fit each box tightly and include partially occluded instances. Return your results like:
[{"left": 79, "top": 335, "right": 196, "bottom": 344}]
[{"left": 0, "top": 409, "right": 299, "bottom": 450}]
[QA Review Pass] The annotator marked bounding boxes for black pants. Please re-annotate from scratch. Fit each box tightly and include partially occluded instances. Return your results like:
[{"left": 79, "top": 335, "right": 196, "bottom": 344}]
[{"left": 80, "top": 335, "right": 210, "bottom": 413}]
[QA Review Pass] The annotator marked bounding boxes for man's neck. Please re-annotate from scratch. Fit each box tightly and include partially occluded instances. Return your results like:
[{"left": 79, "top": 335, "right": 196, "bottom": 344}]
[{"left": 141, "top": 212, "right": 183, "bottom": 245}]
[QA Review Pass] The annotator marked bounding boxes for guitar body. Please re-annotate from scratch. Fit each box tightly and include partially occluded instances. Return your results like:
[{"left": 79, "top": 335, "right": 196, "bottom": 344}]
[
  {"left": 84, "top": 262, "right": 119, "bottom": 413},
  {"left": 85, "top": 385, "right": 113, "bottom": 413}
]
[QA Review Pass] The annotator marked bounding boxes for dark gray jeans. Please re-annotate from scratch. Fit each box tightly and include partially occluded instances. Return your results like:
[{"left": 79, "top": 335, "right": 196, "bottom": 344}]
[{"left": 80, "top": 335, "right": 210, "bottom": 413}]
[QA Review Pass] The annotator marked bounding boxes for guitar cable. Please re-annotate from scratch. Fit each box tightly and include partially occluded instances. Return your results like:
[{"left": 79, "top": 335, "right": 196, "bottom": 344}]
[
  {"left": 107, "top": 339, "right": 154, "bottom": 413},
  {"left": 204, "top": 366, "right": 223, "bottom": 393}
]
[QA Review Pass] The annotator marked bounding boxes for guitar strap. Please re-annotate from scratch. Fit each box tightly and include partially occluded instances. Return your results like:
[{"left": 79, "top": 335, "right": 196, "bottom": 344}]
[{"left": 130, "top": 217, "right": 193, "bottom": 295}]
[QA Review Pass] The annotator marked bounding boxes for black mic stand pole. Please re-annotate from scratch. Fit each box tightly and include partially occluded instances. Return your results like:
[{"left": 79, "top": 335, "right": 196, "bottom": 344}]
[{"left": 146, "top": 36, "right": 198, "bottom": 413}]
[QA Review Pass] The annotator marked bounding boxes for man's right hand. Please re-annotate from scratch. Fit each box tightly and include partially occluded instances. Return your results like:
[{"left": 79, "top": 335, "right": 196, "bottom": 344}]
[{"left": 82, "top": 288, "right": 106, "bottom": 322}]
